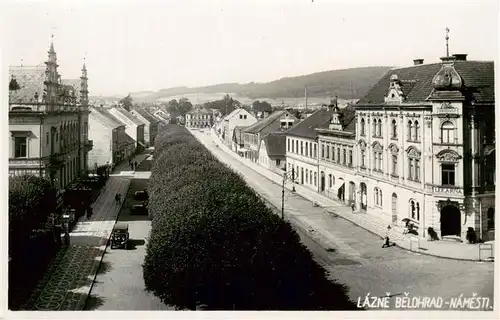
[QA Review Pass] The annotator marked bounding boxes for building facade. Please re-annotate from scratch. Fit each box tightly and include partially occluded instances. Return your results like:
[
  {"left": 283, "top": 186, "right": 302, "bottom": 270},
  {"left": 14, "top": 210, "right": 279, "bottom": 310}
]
[
  {"left": 353, "top": 55, "right": 495, "bottom": 241},
  {"left": 8, "top": 41, "right": 92, "bottom": 192},
  {"left": 88, "top": 106, "right": 135, "bottom": 168},
  {"left": 221, "top": 108, "right": 258, "bottom": 149},
  {"left": 244, "top": 110, "right": 297, "bottom": 162},
  {"left": 258, "top": 132, "right": 287, "bottom": 174},
  {"left": 130, "top": 107, "right": 159, "bottom": 146},
  {"left": 109, "top": 107, "right": 146, "bottom": 150},
  {"left": 185, "top": 107, "right": 213, "bottom": 128}
]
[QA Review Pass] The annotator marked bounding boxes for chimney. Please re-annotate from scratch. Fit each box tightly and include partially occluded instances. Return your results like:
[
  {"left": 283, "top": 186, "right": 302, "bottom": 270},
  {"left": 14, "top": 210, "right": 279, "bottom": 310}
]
[
  {"left": 453, "top": 54, "right": 467, "bottom": 61},
  {"left": 440, "top": 56, "right": 456, "bottom": 62},
  {"left": 413, "top": 59, "right": 424, "bottom": 65}
]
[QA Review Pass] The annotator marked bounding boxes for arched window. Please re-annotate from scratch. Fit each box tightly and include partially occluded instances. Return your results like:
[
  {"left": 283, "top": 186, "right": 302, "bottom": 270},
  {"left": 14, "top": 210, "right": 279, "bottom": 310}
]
[
  {"left": 441, "top": 121, "right": 455, "bottom": 143},
  {"left": 407, "top": 120, "right": 413, "bottom": 140},
  {"left": 391, "top": 119, "right": 397, "bottom": 138},
  {"left": 392, "top": 154, "right": 398, "bottom": 175},
  {"left": 414, "top": 121, "right": 420, "bottom": 141},
  {"left": 416, "top": 203, "right": 420, "bottom": 221},
  {"left": 361, "top": 150, "right": 366, "bottom": 167},
  {"left": 328, "top": 174, "right": 332, "bottom": 188},
  {"left": 407, "top": 147, "right": 421, "bottom": 181},
  {"left": 410, "top": 200, "right": 416, "bottom": 219},
  {"left": 373, "top": 119, "right": 377, "bottom": 137},
  {"left": 361, "top": 118, "right": 366, "bottom": 136},
  {"left": 377, "top": 119, "right": 382, "bottom": 137},
  {"left": 321, "top": 144, "right": 325, "bottom": 158}
]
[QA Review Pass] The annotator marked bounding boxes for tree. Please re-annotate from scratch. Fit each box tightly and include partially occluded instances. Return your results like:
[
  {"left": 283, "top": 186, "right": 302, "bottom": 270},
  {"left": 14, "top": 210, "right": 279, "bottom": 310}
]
[
  {"left": 120, "top": 94, "right": 133, "bottom": 111},
  {"left": 178, "top": 98, "right": 193, "bottom": 116},
  {"left": 252, "top": 100, "right": 272, "bottom": 114},
  {"left": 144, "top": 127, "right": 357, "bottom": 310}
]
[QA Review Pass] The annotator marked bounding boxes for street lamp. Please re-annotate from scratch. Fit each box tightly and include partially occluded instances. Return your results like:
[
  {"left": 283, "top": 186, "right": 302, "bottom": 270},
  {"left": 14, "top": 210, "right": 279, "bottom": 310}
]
[{"left": 281, "top": 170, "right": 297, "bottom": 219}]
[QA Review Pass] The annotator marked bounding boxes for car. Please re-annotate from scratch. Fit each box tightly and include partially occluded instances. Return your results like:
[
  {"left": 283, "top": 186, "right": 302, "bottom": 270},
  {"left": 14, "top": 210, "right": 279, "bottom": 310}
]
[
  {"left": 130, "top": 203, "right": 148, "bottom": 215},
  {"left": 134, "top": 190, "right": 149, "bottom": 201},
  {"left": 110, "top": 223, "right": 129, "bottom": 249}
]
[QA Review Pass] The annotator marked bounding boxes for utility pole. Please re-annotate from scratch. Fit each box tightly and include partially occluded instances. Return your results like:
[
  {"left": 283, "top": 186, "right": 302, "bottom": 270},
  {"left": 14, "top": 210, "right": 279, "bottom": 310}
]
[{"left": 304, "top": 86, "right": 308, "bottom": 109}]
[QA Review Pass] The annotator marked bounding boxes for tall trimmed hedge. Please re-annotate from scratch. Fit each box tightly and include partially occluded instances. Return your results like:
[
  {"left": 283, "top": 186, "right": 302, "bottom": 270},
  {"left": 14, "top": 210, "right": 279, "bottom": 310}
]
[
  {"left": 9, "top": 175, "right": 59, "bottom": 309},
  {"left": 144, "top": 126, "right": 356, "bottom": 310}
]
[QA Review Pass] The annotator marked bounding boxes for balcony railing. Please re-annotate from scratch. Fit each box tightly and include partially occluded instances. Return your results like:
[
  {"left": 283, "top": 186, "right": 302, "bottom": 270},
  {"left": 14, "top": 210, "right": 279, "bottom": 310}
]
[{"left": 9, "top": 157, "right": 42, "bottom": 166}]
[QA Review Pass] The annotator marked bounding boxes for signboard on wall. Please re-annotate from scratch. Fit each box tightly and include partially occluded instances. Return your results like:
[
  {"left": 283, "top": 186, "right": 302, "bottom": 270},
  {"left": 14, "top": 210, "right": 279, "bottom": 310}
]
[
  {"left": 434, "top": 102, "right": 459, "bottom": 115},
  {"left": 433, "top": 186, "right": 463, "bottom": 195}
]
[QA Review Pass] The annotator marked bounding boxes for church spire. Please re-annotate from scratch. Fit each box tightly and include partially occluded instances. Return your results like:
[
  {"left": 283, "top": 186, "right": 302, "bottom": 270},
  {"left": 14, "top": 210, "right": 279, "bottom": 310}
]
[
  {"left": 44, "top": 35, "right": 59, "bottom": 103},
  {"left": 80, "top": 57, "right": 89, "bottom": 106}
]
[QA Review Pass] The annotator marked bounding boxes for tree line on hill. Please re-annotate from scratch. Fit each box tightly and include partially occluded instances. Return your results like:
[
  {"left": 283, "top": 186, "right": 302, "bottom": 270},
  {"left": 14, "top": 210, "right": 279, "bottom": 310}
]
[{"left": 143, "top": 125, "right": 358, "bottom": 310}]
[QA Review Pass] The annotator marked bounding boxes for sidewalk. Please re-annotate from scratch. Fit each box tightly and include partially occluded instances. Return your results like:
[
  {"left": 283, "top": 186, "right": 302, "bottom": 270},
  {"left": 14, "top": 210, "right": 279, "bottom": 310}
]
[
  {"left": 22, "top": 152, "right": 150, "bottom": 311},
  {"left": 209, "top": 130, "right": 495, "bottom": 262}
]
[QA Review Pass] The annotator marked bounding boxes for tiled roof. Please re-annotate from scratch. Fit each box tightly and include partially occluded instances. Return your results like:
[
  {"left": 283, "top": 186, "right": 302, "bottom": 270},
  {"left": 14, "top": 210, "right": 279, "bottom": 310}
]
[
  {"left": 357, "top": 60, "right": 494, "bottom": 105},
  {"left": 233, "top": 126, "right": 247, "bottom": 145},
  {"left": 244, "top": 110, "right": 289, "bottom": 134},
  {"left": 91, "top": 107, "right": 124, "bottom": 128},
  {"left": 61, "top": 79, "right": 82, "bottom": 98},
  {"left": 286, "top": 108, "right": 335, "bottom": 139},
  {"left": 263, "top": 132, "right": 286, "bottom": 158},
  {"left": 117, "top": 129, "right": 135, "bottom": 146},
  {"left": 188, "top": 107, "right": 211, "bottom": 115},
  {"left": 8, "top": 66, "right": 46, "bottom": 104},
  {"left": 317, "top": 105, "right": 356, "bottom": 133},
  {"left": 133, "top": 108, "right": 159, "bottom": 123},
  {"left": 111, "top": 107, "right": 145, "bottom": 126}
]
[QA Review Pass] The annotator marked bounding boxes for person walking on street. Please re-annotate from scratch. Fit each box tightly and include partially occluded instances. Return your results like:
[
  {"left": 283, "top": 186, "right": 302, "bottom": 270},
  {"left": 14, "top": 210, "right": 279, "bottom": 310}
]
[
  {"left": 86, "top": 206, "right": 93, "bottom": 219},
  {"left": 134, "top": 161, "right": 138, "bottom": 171},
  {"left": 351, "top": 202, "right": 355, "bottom": 212},
  {"left": 382, "top": 225, "right": 392, "bottom": 248},
  {"left": 63, "top": 231, "right": 70, "bottom": 247},
  {"left": 129, "top": 161, "right": 134, "bottom": 170}
]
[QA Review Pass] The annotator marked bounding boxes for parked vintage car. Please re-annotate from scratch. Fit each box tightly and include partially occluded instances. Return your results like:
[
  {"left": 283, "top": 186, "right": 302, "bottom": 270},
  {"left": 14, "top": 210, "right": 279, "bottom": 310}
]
[
  {"left": 110, "top": 223, "right": 129, "bottom": 249},
  {"left": 134, "top": 190, "right": 149, "bottom": 201},
  {"left": 130, "top": 203, "right": 148, "bottom": 215}
]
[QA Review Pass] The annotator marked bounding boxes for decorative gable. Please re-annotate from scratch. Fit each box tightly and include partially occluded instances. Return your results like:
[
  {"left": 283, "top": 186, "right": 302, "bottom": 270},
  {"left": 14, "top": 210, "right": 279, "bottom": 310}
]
[
  {"left": 328, "top": 106, "right": 343, "bottom": 131},
  {"left": 384, "top": 74, "right": 405, "bottom": 103}
]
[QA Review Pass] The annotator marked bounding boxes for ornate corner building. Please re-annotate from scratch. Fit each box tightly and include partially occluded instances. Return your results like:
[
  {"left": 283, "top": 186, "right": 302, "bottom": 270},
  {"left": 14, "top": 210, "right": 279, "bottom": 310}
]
[
  {"left": 8, "top": 41, "right": 93, "bottom": 195},
  {"left": 351, "top": 55, "right": 495, "bottom": 241}
]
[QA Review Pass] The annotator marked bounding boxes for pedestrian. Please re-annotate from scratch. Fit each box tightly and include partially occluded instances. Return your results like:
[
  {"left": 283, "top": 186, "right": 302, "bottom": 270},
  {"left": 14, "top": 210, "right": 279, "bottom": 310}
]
[
  {"left": 134, "top": 161, "right": 138, "bottom": 171},
  {"left": 130, "top": 162, "right": 134, "bottom": 170},
  {"left": 87, "top": 206, "right": 93, "bottom": 219},
  {"left": 63, "top": 231, "right": 70, "bottom": 246},
  {"left": 351, "top": 202, "right": 355, "bottom": 212},
  {"left": 382, "top": 225, "right": 392, "bottom": 248}
]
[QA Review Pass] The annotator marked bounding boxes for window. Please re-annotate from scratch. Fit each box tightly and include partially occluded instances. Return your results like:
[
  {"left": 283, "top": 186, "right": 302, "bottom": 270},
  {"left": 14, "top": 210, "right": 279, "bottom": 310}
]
[
  {"left": 244, "top": 115, "right": 247, "bottom": 119},
  {"left": 415, "top": 159, "right": 420, "bottom": 181},
  {"left": 441, "top": 163, "right": 455, "bottom": 186},
  {"left": 313, "top": 144, "right": 317, "bottom": 158},
  {"left": 321, "top": 144, "right": 325, "bottom": 158},
  {"left": 46, "top": 132, "right": 49, "bottom": 146},
  {"left": 329, "top": 174, "right": 332, "bottom": 188},
  {"left": 361, "top": 118, "right": 366, "bottom": 136},
  {"left": 349, "top": 150, "right": 353, "bottom": 166},
  {"left": 342, "top": 149, "right": 346, "bottom": 165},
  {"left": 337, "top": 148, "right": 341, "bottom": 163},
  {"left": 331, "top": 175, "right": 335, "bottom": 186},
  {"left": 326, "top": 144, "right": 330, "bottom": 159},
  {"left": 392, "top": 155, "right": 398, "bottom": 175},
  {"left": 374, "top": 187, "right": 382, "bottom": 206},
  {"left": 239, "top": 115, "right": 242, "bottom": 119},
  {"left": 276, "top": 159, "right": 281, "bottom": 166},
  {"left": 291, "top": 139, "right": 295, "bottom": 153},
  {"left": 373, "top": 151, "right": 378, "bottom": 170},
  {"left": 332, "top": 146, "right": 336, "bottom": 161},
  {"left": 314, "top": 172, "right": 317, "bottom": 186},
  {"left": 309, "top": 143, "right": 312, "bottom": 158},
  {"left": 441, "top": 121, "right": 455, "bottom": 143},
  {"left": 408, "top": 160, "right": 414, "bottom": 180},
  {"left": 295, "top": 140, "right": 298, "bottom": 153},
  {"left": 414, "top": 121, "right": 420, "bottom": 141},
  {"left": 410, "top": 200, "right": 420, "bottom": 221},
  {"left": 305, "top": 142, "right": 309, "bottom": 157},
  {"left": 487, "top": 208, "right": 495, "bottom": 230},
  {"left": 361, "top": 150, "right": 366, "bottom": 167},
  {"left": 306, "top": 169, "right": 309, "bottom": 184},
  {"left": 392, "top": 119, "right": 397, "bottom": 138},
  {"left": 373, "top": 119, "right": 377, "bottom": 137},
  {"left": 407, "top": 120, "right": 413, "bottom": 140},
  {"left": 377, "top": 119, "right": 382, "bottom": 137},
  {"left": 300, "top": 141, "right": 303, "bottom": 155},
  {"left": 14, "top": 137, "right": 27, "bottom": 158},
  {"left": 288, "top": 121, "right": 293, "bottom": 127},
  {"left": 287, "top": 139, "right": 290, "bottom": 152}
]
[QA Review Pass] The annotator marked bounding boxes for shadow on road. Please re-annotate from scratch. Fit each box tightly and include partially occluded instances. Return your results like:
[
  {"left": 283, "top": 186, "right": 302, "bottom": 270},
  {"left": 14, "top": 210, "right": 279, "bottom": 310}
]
[
  {"left": 96, "top": 260, "right": 112, "bottom": 275},
  {"left": 127, "top": 239, "right": 146, "bottom": 250},
  {"left": 83, "top": 293, "right": 106, "bottom": 310}
]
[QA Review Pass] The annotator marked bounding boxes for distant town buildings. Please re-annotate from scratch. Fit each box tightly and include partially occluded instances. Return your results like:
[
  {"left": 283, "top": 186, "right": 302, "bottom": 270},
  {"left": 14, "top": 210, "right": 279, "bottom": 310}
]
[
  {"left": 185, "top": 107, "right": 213, "bottom": 128},
  {"left": 130, "top": 108, "right": 160, "bottom": 146},
  {"left": 108, "top": 107, "right": 146, "bottom": 151}
]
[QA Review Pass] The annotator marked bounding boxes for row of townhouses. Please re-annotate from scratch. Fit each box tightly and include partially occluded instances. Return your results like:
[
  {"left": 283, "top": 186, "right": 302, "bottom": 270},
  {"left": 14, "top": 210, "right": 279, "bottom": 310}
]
[{"left": 215, "top": 54, "right": 495, "bottom": 243}]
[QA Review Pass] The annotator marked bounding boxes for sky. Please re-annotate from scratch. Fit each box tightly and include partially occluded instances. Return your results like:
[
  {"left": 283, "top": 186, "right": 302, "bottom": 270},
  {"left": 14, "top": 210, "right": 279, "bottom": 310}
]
[{"left": 1, "top": 0, "right": 498, "bottom": 97}]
